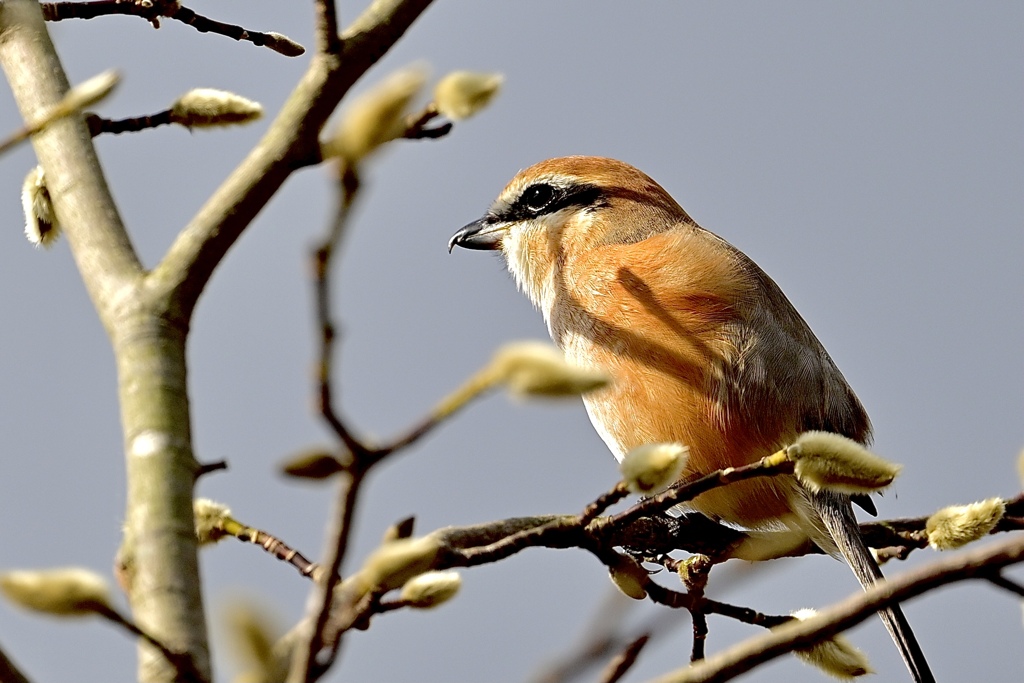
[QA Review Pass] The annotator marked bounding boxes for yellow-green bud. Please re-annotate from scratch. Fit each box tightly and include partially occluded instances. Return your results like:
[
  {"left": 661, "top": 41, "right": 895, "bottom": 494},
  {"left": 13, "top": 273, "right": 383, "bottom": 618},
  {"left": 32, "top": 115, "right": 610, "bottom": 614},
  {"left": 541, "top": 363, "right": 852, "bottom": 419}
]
[
  {"left": 399, "top": 570, "right": 462, "bottom": 608},
  {"left": 926, "top": 498, "right": 1005, "bottom": 551},
  {"left": 787, "top": 608, "right": 873, "bottom": 679},
  {"left": 789, "top": 431, "right": 901, "bottom": 495},
  {"left": 490, "top": 341, "right": 610, "bottom": 398},
  {"left": 360, "top": 535, "right": 441, "bottom": 592},
  {"left": 322, "top": 64, "right": 428, "bottom": 163},
  {"left": 434, "top": 71, "right": 503, "bottom": 120},
  {"left": 607, "top": 555, "right": 648, "bottom": 600},
  {"left": 170, "top": 88, "right": 263, "bottom": 128},
  {"left": 22, "top": 166, "right": 59, "bottom": 248},
  {"left": 0, "top": 568, "right": 111, "bottom": 617},
  {"left": 280, "top": 448, "right": 344, "bottom": 480},
  {"left": 619, "top": 442, "right": 689, "bottom": 495}
]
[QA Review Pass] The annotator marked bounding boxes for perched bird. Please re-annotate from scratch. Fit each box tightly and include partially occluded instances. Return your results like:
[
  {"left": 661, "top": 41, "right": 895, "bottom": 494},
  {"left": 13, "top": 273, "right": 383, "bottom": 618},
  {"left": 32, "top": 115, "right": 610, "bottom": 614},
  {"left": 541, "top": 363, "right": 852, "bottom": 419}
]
[{"left": 449, "top": 156, "right": 932, "bottom": 682}]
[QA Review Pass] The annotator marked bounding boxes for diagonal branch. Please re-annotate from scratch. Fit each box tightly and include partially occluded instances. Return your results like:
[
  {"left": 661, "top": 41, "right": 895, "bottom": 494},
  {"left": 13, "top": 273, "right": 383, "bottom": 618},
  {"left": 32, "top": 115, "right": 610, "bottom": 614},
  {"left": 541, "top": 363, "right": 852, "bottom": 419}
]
[
  {"left": 648, "top": 534, "right": 1024, "bottom": 683},
  {"left": 0, "top": 642, "right": 31, "bottom": 683},
  {"left": 151, "top": 0, "right": 434, "bottom": 321}
]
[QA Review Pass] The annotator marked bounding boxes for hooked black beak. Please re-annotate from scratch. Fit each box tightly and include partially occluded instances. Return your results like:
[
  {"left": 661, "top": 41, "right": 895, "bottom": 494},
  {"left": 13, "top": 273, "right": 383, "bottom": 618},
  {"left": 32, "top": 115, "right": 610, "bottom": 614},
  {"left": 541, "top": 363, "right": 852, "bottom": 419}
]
[{"left": 448, "top": 217, "right": 505, "bottom": 253}]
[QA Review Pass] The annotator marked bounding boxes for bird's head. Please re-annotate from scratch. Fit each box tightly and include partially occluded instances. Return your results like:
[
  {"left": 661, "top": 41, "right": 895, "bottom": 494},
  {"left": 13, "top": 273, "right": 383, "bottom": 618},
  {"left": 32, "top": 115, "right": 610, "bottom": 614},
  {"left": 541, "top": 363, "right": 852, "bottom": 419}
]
[{"left": 449, "top": 156, "right": 692, "bottom": 311}]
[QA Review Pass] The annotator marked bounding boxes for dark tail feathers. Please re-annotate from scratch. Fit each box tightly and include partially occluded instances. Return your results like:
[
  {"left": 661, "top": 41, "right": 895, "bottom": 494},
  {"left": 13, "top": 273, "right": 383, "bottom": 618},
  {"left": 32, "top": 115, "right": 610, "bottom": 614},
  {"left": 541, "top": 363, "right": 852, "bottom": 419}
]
[{"left": 809, "top": 491, "right": 935, "bottom": 683}]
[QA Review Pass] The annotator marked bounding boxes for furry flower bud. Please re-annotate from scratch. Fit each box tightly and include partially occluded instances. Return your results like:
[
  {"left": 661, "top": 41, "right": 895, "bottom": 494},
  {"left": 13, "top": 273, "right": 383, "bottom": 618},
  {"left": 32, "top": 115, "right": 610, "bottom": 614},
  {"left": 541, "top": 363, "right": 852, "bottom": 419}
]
[
  {"left": 400, "top": 570, "right": 462, "bottom": 608},
  {"left": 322, "top": 64, "right": 428, "bottom": 163},
  {"left": 926, "top": 498, "right": 1005, "bottom": 550},
  {"left": 789, "top": 431, "right": 901, "bottom": 495},
  {"left": 0, "top": 568, "right": 111, "bottom": 617},
  {"left": 607, "top": 555, "right": 648, "bottom": 600},
  {"left": 170, "top": 88, "right": 263, "bottom": 128},
  {"left": 787, "top": 608, "right": 873, "bottom": 679},
  {"left": 619, "top": 442, "right": 689, "bottom": 495},
  {"left": 194, "top": 498, "right": 233, "bottom": 546},
  {"left": 361, "top": 535, "right": 441, "bottom": 592},
  {"left": 490, "top": 341, "right": 610, "bottom": 398},
  {"left": 434, "top": 71, "right": 503, "bottom": 120},
  {"left": 22, "top": 166, "right": 59, "bottom": 248}
]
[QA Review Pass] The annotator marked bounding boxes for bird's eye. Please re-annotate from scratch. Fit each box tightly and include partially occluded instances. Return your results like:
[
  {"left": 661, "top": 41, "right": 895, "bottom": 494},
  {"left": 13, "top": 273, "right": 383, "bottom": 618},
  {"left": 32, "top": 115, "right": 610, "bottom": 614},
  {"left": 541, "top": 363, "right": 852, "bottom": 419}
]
[{"left": 520, "top": 184, "right": 556, "bottom": 213}]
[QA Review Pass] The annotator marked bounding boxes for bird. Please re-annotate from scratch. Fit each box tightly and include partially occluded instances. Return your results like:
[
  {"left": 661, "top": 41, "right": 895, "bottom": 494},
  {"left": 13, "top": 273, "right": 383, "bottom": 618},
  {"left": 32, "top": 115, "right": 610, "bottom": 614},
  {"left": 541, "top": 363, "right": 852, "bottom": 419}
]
[{"left": 448, "top": 156, "right": 933, "bottom": 682}]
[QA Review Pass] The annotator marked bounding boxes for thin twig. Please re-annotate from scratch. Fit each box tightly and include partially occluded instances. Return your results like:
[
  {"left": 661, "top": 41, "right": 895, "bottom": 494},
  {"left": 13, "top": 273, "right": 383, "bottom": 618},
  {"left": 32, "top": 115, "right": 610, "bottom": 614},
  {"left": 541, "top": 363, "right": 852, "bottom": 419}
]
[
  {"left": 601, "top": 458, "right": 795, "bottom": 532},
  {"left": 580, "top": 484, "right": 630, "bottom": 526},
  {"left": 644, "top": 582, "right": 791, "bottom": 631},
  {"left": 314, "top": 0, "right": 341, "bottom": 54},
  {"left": 95, "top": 605, "right": 206, "bottom": 683},
  {"left": 40, "top": 1, "right": 305, "bottom": 56},
  {"left": 311, "top": 167, "right": 370, "bottom": 458},
  {"left": 598, "top": 634, "right": 650, "bottom": 683},
  {"left": 299, "top": 468, "right": 365, "bottom": 681},
  {"left": 0, "top": 642, "right": 32, "bottom": 683},
  {"left": 985, "top": 572, "right": 1024, "bottom": 598},
  {"left": 401, "top": 103, "right": 453, "bottom": 140},
  {"left": 229, "top": 522, "right": 319, "bottom": 580},
  {"left": 291, "top": 164, "right": 371, "bottom": 682},
  {"left": 85, "top": 111, "right": 174, "bottom": 136},
  {"left": 194, "top": 459, "right": 228, "bottom": 479},
  {"left": 678, "top": 556, "right": 712, "bottom": 662}
]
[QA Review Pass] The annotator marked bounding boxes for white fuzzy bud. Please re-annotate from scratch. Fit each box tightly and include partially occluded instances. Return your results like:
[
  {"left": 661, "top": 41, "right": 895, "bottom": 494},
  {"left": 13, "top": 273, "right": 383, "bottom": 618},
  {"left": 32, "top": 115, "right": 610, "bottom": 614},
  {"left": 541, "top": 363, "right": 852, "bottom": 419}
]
[
  {"left": 59, "top": 70, "right": 120, "bottom": 115},
  {"left": 322, "top": 64, "right": 428, "bottom": 163},
  {"left": 194, "top": 498, "right": 232, "bottom": 545},
  {"left": 0, "top": 568, "right": 111, "bottom": 617},
  {"left": 787, "top": 608, "right": 874, "bottom": 679},
  {"left": 399, "top": 570, "right": 462, "bottom": 608},
  {"left": 789, "top": 431, "right": 901, "bottom": 495},
  {"left": 360, "top": 535, "right": 441, "bottom": 592},
  {"left": 434, "top": 71, "right": 503, "bottom": 120},
  {"left": 22, "top": 166, "right": 60, "bottom": 248},
  {"left": 490, "top": 341, "right": 610, "bottom": 398},
  {"left": 926, "top": 498, "right": 1005, "bottom": 551},
  {"left": 619, "top": 442, "right": 689, "bottom": 495},
  {"left": 170, "top": 88, "right": 263, "bottom": 128}
]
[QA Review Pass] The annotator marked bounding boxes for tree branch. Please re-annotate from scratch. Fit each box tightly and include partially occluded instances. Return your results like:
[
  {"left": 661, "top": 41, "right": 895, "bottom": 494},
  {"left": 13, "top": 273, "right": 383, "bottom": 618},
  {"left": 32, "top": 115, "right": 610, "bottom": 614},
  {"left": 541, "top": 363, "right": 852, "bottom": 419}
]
[
  {"left": 314, "top": 0, "right": 341, "bottom": 54},
  {"left": 153, "top": 0, "right": 434, "bottom": 322},
  {"left": 0, "top": 0, "right": 141, "bottom": 325},
  {"left": 40, "top": 1, "right": 305, "bottom": 56},
  {"left": 0, "top": 4, "right": 212, "bottom": 681},
  {"left": 0, "top": 642, "right": 32, "bottom": 683},
  {"left": 648, "top": 534, "right": 1024, "bottom": 683}
]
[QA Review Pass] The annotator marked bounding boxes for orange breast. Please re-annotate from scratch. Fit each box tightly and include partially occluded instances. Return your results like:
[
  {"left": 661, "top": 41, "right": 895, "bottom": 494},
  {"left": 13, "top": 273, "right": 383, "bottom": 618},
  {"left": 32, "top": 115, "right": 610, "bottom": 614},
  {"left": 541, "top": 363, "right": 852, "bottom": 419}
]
[{"left": 553, "top": 232, "right": 800, "bottom": 527}]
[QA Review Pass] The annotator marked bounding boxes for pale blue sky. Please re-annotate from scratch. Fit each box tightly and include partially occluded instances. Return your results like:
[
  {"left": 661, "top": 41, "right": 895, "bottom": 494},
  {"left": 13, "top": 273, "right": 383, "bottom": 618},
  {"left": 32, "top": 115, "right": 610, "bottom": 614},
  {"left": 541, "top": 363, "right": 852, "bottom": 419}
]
[{"left": 1, "top": 3, "right": 1022, "bottom": 682}]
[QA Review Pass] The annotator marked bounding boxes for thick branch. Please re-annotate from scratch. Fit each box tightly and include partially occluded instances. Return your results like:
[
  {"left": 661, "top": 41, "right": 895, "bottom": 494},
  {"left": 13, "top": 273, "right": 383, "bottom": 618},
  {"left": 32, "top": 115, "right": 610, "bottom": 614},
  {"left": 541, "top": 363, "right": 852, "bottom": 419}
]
[
  {"left": 152, "top": 0, "right": 434, "bottom": 322},
  {"left": 0, "top": 5, "right": 211, "bottom": 682},
  {"left": 648, "top": 534, "right": 1024, "bottom": 683},
  {"left": 0, "top": 0, "right": 141, "bottom": 328}
]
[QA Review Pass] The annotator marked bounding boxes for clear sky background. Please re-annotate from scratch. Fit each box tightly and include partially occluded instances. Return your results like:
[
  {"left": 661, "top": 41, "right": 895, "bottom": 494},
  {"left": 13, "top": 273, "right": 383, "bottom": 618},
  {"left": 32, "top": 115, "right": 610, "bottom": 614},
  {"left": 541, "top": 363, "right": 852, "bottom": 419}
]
[{"left": 1, "top": 2, "right": 1022, "bottom": 682}]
